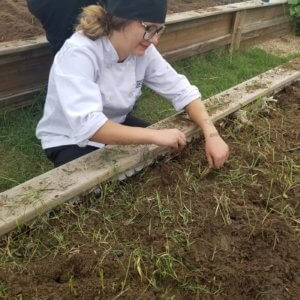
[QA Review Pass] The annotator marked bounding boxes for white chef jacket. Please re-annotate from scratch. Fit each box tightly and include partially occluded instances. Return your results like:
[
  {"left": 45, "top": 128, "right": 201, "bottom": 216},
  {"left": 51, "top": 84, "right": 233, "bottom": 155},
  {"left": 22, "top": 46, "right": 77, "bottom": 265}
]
[{"left": 36, "top": 32, "right": 201, "bottom": 149}]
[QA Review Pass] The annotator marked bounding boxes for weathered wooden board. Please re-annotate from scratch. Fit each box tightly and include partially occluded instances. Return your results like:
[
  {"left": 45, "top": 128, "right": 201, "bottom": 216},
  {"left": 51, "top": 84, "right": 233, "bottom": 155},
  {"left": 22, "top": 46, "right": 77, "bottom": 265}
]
[
  {"left": 0, "top": 42, "right": 53, "bottom": 111},
  {"left": 0, "top": 61, "right": 299, "bottom": 236},
  {"left": 241, "top": 21, "right": 292, "bottom": 47},
  {"left": 230, "top": 10, "right": 247, "bottom": 52},
  {"left": 163, "top": 34, "right": 232, "bottom": 62},
  {"left": 243, "top": 16, "right": 292, "bottom": 34},
  {"left": 0, "top": 54, "right": 51, "bottom": 94},
  {"left": 166, "top": 0, "right": 288, "bottom": 24},
  {"left": 158, "top": 13, "right": 233, "bottom": 53},
  {"left": 243, "top": 3, "right": 289, "bottom": 24},
  {"left": 0, "top": 87, "right": 45, "bottom": 112},
  {"left": 0, "top": 36, "right": 49, "bottom": 57}
]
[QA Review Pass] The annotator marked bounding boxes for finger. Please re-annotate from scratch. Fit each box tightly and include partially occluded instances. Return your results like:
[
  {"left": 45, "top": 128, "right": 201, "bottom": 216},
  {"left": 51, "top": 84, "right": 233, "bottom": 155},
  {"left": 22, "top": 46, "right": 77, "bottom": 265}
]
[
  {"left": 217, "top": 156, "right": 226, "bottom": 167},
  {"left": 215, "top": 161, "right": 223, "bottom": 168},
  {"left": 206, "top": 153, "right": 214, "bottom": 168},
  {"left": 172, "top": 141, "right": 179, "bottom": 150},
  {"left": 180, "top": 132, "right": 186, "bottom": 143},
  {"left": 180, "top": 136, "right": 186, "bottom": 147},
  {"left": 176, "top": 138, "right": 183, "bottom": 151},
  {"left": 216, "top": 155, "right": 227, "bottom": 168},
  {"left": 178, "top": 136, "right": 186, "bottom": 150},
  {"left": 179, "top": 134, "right": 186, "bottom": 145}
]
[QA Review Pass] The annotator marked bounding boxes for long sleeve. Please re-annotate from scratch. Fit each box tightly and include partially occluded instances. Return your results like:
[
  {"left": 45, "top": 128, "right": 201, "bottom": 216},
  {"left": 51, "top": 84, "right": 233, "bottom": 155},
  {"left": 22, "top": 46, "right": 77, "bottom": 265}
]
[
  {"left": 37, "top": 45, "right": 108, "bottom": 148},
  {"left": 144, "top": 45, "right": 201, "bottom": 111}
]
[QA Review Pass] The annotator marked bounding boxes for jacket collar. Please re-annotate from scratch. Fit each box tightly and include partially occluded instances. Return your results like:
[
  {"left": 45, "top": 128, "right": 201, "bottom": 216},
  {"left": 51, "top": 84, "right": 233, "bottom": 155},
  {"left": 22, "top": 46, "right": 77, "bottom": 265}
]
[{"left": 102, "top": 36, "right": 120, "bottom": 63}]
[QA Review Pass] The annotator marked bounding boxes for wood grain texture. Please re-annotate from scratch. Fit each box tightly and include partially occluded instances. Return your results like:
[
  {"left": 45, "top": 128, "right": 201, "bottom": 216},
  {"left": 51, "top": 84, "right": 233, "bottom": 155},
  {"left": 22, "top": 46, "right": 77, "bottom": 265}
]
[{"left": 230, "top": 10, "right": 247, "bottom": 52}]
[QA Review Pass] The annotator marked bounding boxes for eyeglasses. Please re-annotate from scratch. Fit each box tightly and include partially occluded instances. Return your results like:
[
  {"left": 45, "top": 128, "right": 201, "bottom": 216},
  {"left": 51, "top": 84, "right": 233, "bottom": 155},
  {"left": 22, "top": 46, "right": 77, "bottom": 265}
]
[{"left": 140, "top": 22, "right": 166, "bottom": 41}]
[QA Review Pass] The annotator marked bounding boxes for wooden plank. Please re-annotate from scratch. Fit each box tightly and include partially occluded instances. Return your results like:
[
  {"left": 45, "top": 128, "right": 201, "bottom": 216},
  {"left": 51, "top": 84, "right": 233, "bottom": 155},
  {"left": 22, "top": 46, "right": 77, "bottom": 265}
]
[
  {"left": 165, "top": 13, "right": 234, "bottom": 34},
  {"left": 164, "top": 34, "right": 232, "bottom": 62},
  {"left": 243, "top": 4, "right": 289, "bottom": 25},
  {"left": 241, "top": 21, "right": 292, "bottom": 47},
  {"left": 0, "top": 46, "right": 52, "bottom": 67},
  {"left": 0, "top": 86, "right": 45, "bottom": 112},
  {"left": 166, "top": 0, "right": 288, "bottom": 25},
  {"left": 230, "top": 10, "right": 247, "bottom": 52},
  {"left": 0, "top": 36, "right": 49, "bottom": 56},
  {"left": 0, "top": 54, "right": 52, "bottom": 96},
  {"left": 0, "top": 61, "right": 299, "bottom": 236},
  {"left": 158, "top": 14, "right": 232, "bottom": 53},
  {"left": 242, "top": 15, "right": 292, "bottom": 34}
]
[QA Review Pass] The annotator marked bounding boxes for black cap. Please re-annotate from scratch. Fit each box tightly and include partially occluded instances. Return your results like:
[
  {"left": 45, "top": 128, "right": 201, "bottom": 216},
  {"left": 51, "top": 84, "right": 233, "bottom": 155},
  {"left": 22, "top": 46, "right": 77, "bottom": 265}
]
[{"left": 103, "top": 0, "right": 167, "bottom": 24}]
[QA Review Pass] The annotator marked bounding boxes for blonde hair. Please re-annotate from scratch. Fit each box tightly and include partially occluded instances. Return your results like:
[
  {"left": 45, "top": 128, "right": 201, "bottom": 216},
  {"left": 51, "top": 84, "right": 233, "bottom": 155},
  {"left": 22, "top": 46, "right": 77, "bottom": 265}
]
[{"left": 76, "top": 5, "right": 131, "bottom": 40}]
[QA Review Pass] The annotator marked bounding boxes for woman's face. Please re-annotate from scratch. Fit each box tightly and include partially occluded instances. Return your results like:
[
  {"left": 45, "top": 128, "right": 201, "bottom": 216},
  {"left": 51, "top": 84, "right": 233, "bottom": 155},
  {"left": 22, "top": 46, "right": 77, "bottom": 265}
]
[{"left": 122, "top": 21, "right": 164, "bottom": 56}]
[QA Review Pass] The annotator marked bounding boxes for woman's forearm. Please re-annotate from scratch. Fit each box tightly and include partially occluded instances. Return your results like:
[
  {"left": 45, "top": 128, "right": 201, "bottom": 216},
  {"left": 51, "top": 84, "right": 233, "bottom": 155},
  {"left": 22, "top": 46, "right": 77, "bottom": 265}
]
[
  {"left": 90, "top": 119, "right": 187, "bottom": 150},
  {"left": 90, "top": 120, "right": 156, "bottom": 145},
  {"left": 185, "top": 99, "right": 219, "bottom": 137}
]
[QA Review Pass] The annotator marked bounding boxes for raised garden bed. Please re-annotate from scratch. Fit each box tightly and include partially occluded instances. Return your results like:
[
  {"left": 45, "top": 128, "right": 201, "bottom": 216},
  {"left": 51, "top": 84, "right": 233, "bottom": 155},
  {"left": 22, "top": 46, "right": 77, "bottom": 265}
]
[
  {"left": 0, "top": 60, "right": 298, "bottom": 236},
  {"left": 0, "top": 74, "right": 299, "bottom": 299},
  {"left": 0, "top": 1, "right": 293, "bottom": 112},
  {"left": 0, "top": 0, "right": 249, "bottom": 43}
]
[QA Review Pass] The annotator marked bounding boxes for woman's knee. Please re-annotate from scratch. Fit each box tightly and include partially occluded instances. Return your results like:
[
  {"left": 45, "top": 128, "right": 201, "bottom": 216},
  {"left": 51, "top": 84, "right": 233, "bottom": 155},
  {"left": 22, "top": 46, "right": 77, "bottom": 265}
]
[{"left": 45, "top": 145, "right": 98, "bottom": 168}]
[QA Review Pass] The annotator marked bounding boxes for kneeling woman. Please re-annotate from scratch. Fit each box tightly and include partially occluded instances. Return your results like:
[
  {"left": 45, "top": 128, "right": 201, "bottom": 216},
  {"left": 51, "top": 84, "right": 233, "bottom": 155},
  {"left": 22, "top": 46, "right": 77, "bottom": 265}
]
[{"left": 36, "top": 0, "right": 229, "bottom": 168}]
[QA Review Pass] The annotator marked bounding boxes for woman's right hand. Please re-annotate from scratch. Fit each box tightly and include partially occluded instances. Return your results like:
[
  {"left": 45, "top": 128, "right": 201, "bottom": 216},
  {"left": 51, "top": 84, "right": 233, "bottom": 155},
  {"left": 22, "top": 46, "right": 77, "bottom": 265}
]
[{"left": 151, "top": 129, "right": 186, "bottom": 150}]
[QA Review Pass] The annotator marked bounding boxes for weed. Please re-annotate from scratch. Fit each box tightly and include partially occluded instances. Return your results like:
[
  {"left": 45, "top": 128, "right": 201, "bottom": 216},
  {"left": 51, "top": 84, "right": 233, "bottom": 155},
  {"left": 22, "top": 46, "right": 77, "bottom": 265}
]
[
  {"left": 0, "top": 281, "right": 8, "bottom": 299},
  {"left": 68, "top": 275, "right": 77, "bottom": 296},
  {"left": 214, "top": 191, "right": 232, "bottom": 225},
  {"left": 156, "top": 192, "right": 174, "bottom": 225}
]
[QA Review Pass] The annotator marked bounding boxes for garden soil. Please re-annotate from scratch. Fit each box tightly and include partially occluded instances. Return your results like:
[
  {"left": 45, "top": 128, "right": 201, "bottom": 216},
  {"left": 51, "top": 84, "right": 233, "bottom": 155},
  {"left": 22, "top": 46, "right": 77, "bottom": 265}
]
[
  {"left": 0, "top": 81, "right": 299, "bottom": 298},
  {"left": 0, "top": 0, "right": 247, "bottom": 42}
]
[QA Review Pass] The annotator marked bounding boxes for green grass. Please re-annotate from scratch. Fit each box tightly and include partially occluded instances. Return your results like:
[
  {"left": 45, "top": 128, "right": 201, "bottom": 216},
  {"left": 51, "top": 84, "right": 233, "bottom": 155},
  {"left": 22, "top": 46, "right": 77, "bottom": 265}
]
[
  {"left": 133, "top": 48, "right": 296, "bottom": 122},
  {"left": 0, "top": 48, "right": 298, "bottom": 192},
  {"left": 0, "top": 94, "right": 52, "bottom": 192}
]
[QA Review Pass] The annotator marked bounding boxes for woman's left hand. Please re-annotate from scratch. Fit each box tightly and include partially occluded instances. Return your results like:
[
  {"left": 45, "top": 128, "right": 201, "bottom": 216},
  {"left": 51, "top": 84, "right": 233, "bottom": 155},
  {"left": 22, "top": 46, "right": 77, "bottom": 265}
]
[{"left": 205, "top": 132, "right": 229, "bottom": 168}]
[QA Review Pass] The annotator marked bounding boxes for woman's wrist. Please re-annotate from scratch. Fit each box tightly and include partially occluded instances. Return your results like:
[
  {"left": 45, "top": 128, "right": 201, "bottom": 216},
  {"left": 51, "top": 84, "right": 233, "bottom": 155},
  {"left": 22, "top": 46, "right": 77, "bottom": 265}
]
[
  {"left": 205, "top": 132, "right": 220, "bottom": 141},
  {"left": 201, "top": 119, "right": 219, "bottom": 139},
  {"left": 144, "top": 128, "right": 158, "bottom": 144}
]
